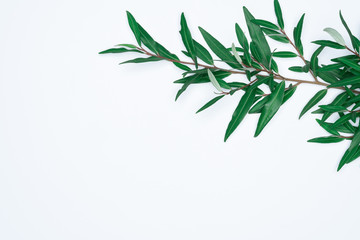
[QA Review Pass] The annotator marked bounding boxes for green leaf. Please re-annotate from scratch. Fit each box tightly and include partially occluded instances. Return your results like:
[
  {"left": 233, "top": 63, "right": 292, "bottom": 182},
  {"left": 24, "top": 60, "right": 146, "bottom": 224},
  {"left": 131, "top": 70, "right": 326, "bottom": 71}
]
[
  {"left": 120, "top": 56, "right": 162, "bottom": 64},
  {"left": 289, "top": 66, "right": 305, "bottom": 72},
  {"left": 337, "top": 58, "right": 360, "bottom": 72},
  {"left": 115, "top": 43, "right": 138, "bottom": 48},
  {"left": 196, "top": 95, "right": 224, "bottom": 114},
  {"left": 340, "top": 11, "right": 359, "bottom": 52},
  {"left": 175, "top": 74, "right": 200, "bottom": 101},
  {"left": 99, "top": 48, "right": 142, "bottom": 54},
  {"left": 293, "top": 14, "right": 305, "bottom": 55},
  {"left": 316, "top": 119, "right": 340, "bottom": 136},
  {"left": 173, "top": 62, "right": 192, "bottom": 71},
  {"left": 318, "top": 63, "right": 344, "bottom": 72},
  {"left": 312, "top": 40, "right": 346, "bottom": 49},
  {"left": 224, "top": 88, "right": 256, "bottom": 141},
  {"left": 194, "top": 40, "right": 214, "bottom": 65},
  {"left": 272, "top": 51, "right": 297, "bottom": 58},
  {"left": 333, "top": 113, "right": 352, "bottom": 127},
  {"left": 323, "top": 28, "right": 346, "bottom": 46},
  {"left": 207, "top": 69, "right": 223, "bottom": 92},
  {"left": 319, "top": 105, "right": 347, "bottom": 113},
  {"left": 249, "top": 96, "right": 269, "bottom": 114},
  {"left": 138, "top": 24, "right": 158, "bottom": 54},
  {"left": 126, "top": 11, "right": 142, "bottom": 46},
  {"left": 243, "top": 7, "right": 272, "bottom": 67},
  {"left": 299, "top": 89, "right": 327, "bottom": 119},
  {"left": 310, "top": 46, "right": 325, "bottom": 76},
  {"left": 232, "top": 43, "right": 243, "bottom": 65},
  {"left": 251, "top": 19, "right": 279, "bottom": 30},
  {"left": 322, "top": 92, "right": 348, "bottom": 121},
  {"left": 283, "top": 85, "right": 297, "bottom": 104},
  {"left": 328, "top": 75, "right": 360, "bottom": 87},
  {"left": 338, "top": 128, "right": 360, "bottom": 171},
  {"left": 180, "top": 13, "right": 198, "bottom": 68},
  {"left": 199, "top": 27, "right": 240, "bottom": 69},
  {"left": 254, "top": 81, "right": 285, "bottom": 137},
  {"left": 308, "top": 136, "right": 344, "bottom": 143},
  {"left": 274, "top": 0, "right": 284, "bottom": 29},
  {"left": 262, "top": 28, "right": 289, "bottom": 43},
  {"left": 173, "top": 71, "right": 231, "bottom": 84},
  {"left": 235, "top": 23, "right": 249, "bottom": 50}
]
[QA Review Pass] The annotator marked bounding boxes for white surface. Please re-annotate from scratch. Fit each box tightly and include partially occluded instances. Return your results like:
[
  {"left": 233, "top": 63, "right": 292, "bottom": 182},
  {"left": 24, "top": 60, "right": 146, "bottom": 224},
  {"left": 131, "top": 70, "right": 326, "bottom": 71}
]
[{"left": 1, "top": 0, "right": 360, "bottom": 239}]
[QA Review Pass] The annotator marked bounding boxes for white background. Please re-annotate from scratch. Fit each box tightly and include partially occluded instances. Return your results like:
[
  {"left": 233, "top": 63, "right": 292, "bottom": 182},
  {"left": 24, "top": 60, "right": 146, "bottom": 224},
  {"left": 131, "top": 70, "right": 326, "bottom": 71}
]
[{"left": 1, "top": 0, "right": 360, "bottom": 239}]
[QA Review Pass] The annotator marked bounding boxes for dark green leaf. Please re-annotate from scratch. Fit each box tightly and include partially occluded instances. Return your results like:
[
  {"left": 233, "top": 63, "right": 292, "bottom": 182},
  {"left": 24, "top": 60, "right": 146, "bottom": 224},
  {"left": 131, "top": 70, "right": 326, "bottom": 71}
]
[
  {"left": 243, "top": 7, "right": 272, "bottom": 67},
  {"left": 199, "top": 27, "right": 240, "bottom": 69},
  {"left": 274, "top": 0, "right": 284, "bottom": 29},
  {"left": 254, "top": 81, "right": 285, "bottom": 137},
  {"left": 224, "top": 88, "right": 256, "bottom": 141},
  {"left": 196, "top": 95, "right": 224, "bottom": 113},
  {"left": 328, "top": 75, "right": 360, "bottom": 87},
  {"left": 310, "top": 46, "right": 325, "bottom": 76},
  {"left": 319, "top": 105, "right": 347, "bottom": 113},
  {"left": 333, "top": 113, "right": 352, "bottom": 127},
  {"left": 235, "top": 23, "right": 249, "bottom": 50},
  {"left": 138, "top": 24, "right": 158, "bottom": 54},
  {"left": 272, "top": 51, "right": 297, "bottom": 58},
  {"left": 312, "top": 40, "right": 346, "bottom": 49},
  {"left": 194, "top": 40, "right": 214, "bottom": 65},
  {"left": 283, "top": 85, "right": 297, "bottom": 104},
  {"left": 299, "top": 89, "right": 327, "bottom": 119},
  {"left": 173, "top": 62, "right": 192, "bottom": 71},
  {"left": 289, "top": 66, "right": 305, "bottom": 72},
  {"left": 126, "top": 11, "right": 142, "bottom": 46},
  {"left": 251, "top": 19, "right": 279, "bottom": 30},
  {"left": 316, "top": 119, "right": 340, "bottom": 136},
  {"left": 340, "top": 11, "right": 360, "bottom": 53},
  {"left": 337, "top": 58, "right": 360, "bottom": 72},
  {"left": 120, "top": 56, "right": 162, "bottom": 64},
  {"left": 308, "top": 136, "right": 344, "bottom": 143},
  {"left": 99, "top": 48, "right": 142, "bottom": 54},
  {"left": 175, "top": 74, "right": 200, "bottom": 101},
  {"left": 180, "top": 13, "right": 198, "bottom": 68},
  {"left": 293, "top": 14, "right": 305, "bottom": 55}
]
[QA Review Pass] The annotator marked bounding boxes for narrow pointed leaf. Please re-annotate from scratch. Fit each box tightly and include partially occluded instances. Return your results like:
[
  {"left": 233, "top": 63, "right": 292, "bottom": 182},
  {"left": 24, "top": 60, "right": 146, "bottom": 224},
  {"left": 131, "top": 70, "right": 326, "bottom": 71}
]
[
  {"left": 274, "top": 0, "right": 284, "bottom": 29},
  {"left": 180, "top": 13, "right": 198, "bottom": 68},
  {"left": 232, "top": 43, "right": 243, "bottom": 65},
  {"left": 328, "top": 75, "right": 360, "bottom": 87},
  {"left": 126, "top": 11, "right": 142, "bottom": 46},
  {"left": 324, "top": 28, "right": 346, "bottom": 46},
  {"left": 196, "top": 95, "right": 225, "bottom": 114},
  {"left": 243, "top": 7, "right": 272, "bottom": 67},
  {"left": 312, "top": 40, "right": 346, "bottom": 49},
  {"left": 340, "top": 11, "right": 359, "bottom": 52},
  {"left": 319, "top": 105, "right": 347, "bottom": 113},
  {"left": 299, "top": 89, "right": 327, "bottom": 119},
  {"left": 194, "top": 40, "right": 213, "bottom": 65},
  {"left": 235, "top": 23, "right": 249, "bottom": 50},
  {"left": 337, "top": 58, "right": 360, "bottom": 72},
  {"left": 308, "top": 136, "right": 344, "bottom": 143},
  {"left": 251, "top": 19, "right": 279, "bottom": 30},
  {"left": 316, "top": 119, "right": 340, "bottom": 136},
  {"left": 99, "top": 48, "right": 142, "bottom": 54},
  {"left": 199, "top": 27, "right": 240, "bottom": 69},
  {"left": 224, "top": 88, "right": 256, "bottom": 141},
  {"left": 138, "top": 24, "right": 158, "bottom": 54},
  {"left": 273, "top": 51, "right": 297, "bottom": 58},
  {"left": 254, "top": 81, "right": 285, "bottom": 137},
  {"left": 207, "top": 69, "right": 223, "bottom": 92},
  {"left": 120, "top": 56, "right": 162, "bottom": 64},
  {"left": 293, "top": 14, "right": 305, "bottom": 55},
  {"left": 310, "top": 46, "right": 325, "bottom": 76}
]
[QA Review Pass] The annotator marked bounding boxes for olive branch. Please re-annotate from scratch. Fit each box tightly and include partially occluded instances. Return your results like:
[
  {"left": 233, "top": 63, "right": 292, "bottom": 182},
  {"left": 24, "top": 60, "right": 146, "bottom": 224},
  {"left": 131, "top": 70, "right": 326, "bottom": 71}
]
[{"left": 100, "top": 0, "right": 360, "bottom": 171}]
